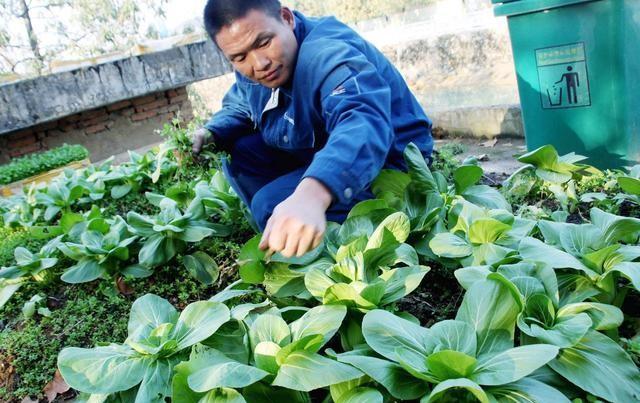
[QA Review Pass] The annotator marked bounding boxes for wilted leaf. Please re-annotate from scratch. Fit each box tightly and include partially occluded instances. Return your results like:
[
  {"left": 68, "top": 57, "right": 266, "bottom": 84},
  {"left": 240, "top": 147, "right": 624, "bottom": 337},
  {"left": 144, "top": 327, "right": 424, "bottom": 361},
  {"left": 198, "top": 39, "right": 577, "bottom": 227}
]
[
  {"left": 116, "top": 277, "right": 134, "bottom": 296},
  {"left": 43, "top": 370, "right": 70, "bottom": 402}
]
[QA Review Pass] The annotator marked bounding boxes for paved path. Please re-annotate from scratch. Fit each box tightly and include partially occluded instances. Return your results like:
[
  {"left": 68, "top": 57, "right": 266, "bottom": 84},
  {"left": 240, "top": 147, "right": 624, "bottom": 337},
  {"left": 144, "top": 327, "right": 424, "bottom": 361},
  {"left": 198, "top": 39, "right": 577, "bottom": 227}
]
[{"left": 436, "top": 136, "right": 526, "bottom": 175}]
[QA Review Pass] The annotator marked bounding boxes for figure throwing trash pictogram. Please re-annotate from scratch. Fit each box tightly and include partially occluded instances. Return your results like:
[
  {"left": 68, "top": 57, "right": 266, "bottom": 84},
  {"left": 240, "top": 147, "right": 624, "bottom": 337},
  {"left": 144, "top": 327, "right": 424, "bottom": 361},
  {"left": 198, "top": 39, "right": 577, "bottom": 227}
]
[{"left": 555, "top": 66, "right": 580, "bottom": 105}]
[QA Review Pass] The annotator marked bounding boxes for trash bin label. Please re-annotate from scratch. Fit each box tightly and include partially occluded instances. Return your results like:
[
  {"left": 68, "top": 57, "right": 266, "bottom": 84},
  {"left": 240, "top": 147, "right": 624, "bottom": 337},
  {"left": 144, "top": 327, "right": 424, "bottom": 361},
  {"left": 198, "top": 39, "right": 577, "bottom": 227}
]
[{"left": 536, "top": 42, "right": 591, "bottom": 109}]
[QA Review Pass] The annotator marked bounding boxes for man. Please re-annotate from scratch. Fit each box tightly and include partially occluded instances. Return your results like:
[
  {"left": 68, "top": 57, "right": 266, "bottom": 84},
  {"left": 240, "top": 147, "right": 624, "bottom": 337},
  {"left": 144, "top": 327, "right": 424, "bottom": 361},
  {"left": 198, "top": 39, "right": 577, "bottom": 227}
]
[{"left": 192, "top": 0, "right": 433, "bottom": 258}]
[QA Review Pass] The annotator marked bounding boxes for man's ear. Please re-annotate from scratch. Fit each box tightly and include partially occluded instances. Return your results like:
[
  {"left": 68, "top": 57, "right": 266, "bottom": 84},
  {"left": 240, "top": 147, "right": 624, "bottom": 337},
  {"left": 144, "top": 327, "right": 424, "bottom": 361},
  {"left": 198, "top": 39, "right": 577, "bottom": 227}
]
[{"left": 280, "top": 7, "right": 295, "bottom": 29}]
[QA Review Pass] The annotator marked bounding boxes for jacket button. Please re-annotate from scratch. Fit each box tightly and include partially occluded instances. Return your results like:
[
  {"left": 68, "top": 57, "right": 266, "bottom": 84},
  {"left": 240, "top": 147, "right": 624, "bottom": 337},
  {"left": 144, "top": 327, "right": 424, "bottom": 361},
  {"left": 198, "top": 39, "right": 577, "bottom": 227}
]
[
  {"left": 283, "top": 135, "right": 289, "bottom": 143},
  {"left": 344, "top": 187, "right": 353, "bottom": 199}
]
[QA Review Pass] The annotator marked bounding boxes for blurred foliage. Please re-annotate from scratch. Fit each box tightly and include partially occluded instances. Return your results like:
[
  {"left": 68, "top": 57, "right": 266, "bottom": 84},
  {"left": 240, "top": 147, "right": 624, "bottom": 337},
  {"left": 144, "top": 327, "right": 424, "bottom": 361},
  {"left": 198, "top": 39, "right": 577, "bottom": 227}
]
[{"left": 285, "top": 0, "right": 434, "bottom": 23}]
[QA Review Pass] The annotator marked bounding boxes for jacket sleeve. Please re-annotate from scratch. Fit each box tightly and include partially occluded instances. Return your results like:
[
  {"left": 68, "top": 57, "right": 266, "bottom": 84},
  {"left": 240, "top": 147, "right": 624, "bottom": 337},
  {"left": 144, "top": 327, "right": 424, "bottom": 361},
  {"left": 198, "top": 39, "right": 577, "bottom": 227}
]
[
  {"left": 302, "top": 50, "right": 393, "bottom": 205},
  {"left": 203, "top": 75, "right": 255, "bottom": 149}
]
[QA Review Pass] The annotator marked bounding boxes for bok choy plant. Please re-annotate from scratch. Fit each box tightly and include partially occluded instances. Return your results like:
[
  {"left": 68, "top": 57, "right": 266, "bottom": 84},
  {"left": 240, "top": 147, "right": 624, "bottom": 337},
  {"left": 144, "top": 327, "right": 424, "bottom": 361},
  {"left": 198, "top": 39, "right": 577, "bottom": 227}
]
[
  {"left": 336, "top": 276, "right": 564, "bottom": 402},
  {"left": 372, "top": 143, "right": 510, "bottom": 238},
  {"left": 455, "top": 262, "right": 640, "bottom": 402},
  {"left": 429, "top": 200, "right": 535, "bottom": 267},
  {"left": 127, "top": 196, "right": 230, "bottom": 267},
  {"left": 57, "top": 216, "right": 147, "bottom": 283},
  {"left": 57, "top": 294, "right": 230, "bottom": 402},
  {"left": 0, "top": 236, "right": 60, "bottom": 308},
  {"left": 502, "top": 145, "right": 600, "bottom": 211},
  {"left": 617, "top": 164, "right": 640, "bottom": 205},
  {"left": 305, "top": 211, "right": 429, "bottom": 312},
  {"left": 174, "top": 303, "right": 362, "bottom": 401},
  {"left": 519, "top": 207, "right": 640, "bottom": 306}
]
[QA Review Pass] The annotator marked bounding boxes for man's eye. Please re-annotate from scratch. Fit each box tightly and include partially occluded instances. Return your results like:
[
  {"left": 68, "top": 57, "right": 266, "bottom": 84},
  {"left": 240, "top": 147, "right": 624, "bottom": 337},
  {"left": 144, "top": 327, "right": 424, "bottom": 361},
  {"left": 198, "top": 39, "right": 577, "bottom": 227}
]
[
  {"left": 234, "top": 55, "right": 246, "bottom": 63},
  {"left": 259, "top": 38, "right": 271, "bottom": 48}
]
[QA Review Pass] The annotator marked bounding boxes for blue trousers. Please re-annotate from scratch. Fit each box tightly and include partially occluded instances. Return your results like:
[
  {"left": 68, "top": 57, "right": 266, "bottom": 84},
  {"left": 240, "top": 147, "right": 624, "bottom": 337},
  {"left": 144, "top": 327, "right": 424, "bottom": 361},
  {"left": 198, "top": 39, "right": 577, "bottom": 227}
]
[{"left": 221, "top": 133, "right": 374, "bottom": 231}]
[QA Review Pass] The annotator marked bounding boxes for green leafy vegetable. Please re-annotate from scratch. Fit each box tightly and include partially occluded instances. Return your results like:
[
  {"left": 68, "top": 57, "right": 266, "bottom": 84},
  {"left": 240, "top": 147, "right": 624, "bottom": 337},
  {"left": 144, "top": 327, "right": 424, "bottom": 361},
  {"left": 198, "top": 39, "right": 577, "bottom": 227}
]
[{"left": 0, "top": 144, "right": 89, "bottom": 185}]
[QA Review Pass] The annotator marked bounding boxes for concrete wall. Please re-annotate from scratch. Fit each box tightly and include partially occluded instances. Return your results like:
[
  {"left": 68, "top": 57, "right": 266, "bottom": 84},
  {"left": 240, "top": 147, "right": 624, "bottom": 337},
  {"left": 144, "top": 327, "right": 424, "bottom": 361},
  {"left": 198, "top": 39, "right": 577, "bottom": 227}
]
[
  {"left": 381, "top": 29, "right": 522, "bottom": 137},
  {"left": 0, "top": 87, "right": 193, "bottom": 164},
  {"left": 352, "top": 0, "right": 523, "bottom": 138},
  {"left": 0, "top": 40, "right": 230, "bottom": 136}
]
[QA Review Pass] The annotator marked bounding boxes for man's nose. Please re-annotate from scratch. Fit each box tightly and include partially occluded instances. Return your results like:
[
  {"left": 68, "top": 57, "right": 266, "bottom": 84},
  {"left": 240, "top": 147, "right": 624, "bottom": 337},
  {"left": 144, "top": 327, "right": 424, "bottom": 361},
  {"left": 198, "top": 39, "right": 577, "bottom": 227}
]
[{"left": 251, "top": 51, "right": 271, "bottom": 72}]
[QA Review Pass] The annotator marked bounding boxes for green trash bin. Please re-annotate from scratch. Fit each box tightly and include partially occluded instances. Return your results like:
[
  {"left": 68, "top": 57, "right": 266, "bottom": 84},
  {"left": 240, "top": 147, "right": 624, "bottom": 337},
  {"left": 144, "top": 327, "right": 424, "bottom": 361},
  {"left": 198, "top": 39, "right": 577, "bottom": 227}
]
[{"left": 493, "top": 0, "right": 640, "bottom": 168}]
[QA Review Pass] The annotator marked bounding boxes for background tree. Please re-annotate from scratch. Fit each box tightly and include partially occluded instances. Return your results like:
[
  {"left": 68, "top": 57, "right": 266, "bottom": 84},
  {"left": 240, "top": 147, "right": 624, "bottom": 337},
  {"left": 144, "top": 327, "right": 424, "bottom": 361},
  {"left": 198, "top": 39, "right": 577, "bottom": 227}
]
[
  {"left": 286, "top": 0, "right": 432, "bottom": 23},
  {"left": 0, "top": 0, "right": 167, "bottom": 79},
  {"left": 0, "top": 0, "right": 431, "bottom": 80}
]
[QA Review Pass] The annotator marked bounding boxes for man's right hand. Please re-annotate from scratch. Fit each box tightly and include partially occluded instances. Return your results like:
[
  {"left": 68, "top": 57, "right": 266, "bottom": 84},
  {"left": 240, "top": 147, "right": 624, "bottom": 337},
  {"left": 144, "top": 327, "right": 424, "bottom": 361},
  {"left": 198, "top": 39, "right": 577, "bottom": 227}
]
[{"left": 190, "top": 127, "right": 214, "bottom": 155}]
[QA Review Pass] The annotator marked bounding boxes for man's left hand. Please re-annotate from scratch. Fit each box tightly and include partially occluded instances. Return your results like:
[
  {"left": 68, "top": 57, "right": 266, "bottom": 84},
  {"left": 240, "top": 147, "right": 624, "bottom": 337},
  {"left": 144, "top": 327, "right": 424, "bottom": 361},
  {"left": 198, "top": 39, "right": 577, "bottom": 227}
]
[{"left": 259, "top": 178, "right": 332, "bottom": 258}]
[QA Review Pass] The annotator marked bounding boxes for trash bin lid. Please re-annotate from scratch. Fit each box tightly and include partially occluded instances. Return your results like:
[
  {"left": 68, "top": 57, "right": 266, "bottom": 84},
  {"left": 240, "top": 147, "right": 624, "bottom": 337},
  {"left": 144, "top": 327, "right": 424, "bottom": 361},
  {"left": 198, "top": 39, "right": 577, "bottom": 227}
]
[{"left": 494, "top": 0, "right": 598, "bottom": 17}]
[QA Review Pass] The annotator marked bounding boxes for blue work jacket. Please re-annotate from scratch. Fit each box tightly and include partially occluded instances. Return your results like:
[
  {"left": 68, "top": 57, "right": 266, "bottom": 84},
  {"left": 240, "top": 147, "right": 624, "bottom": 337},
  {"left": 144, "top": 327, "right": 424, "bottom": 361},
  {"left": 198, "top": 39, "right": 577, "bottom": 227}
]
[{"left": 205, "top": 11, "right": 433, "bottom": 205}]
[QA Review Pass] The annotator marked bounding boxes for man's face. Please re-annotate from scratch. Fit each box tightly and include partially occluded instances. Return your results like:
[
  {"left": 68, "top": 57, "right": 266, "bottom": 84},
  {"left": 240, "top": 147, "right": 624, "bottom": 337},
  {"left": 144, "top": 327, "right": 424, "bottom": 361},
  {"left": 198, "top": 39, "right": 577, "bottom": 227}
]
[{"left": 216, "top": 8, "right": 298, "bottom": 88}]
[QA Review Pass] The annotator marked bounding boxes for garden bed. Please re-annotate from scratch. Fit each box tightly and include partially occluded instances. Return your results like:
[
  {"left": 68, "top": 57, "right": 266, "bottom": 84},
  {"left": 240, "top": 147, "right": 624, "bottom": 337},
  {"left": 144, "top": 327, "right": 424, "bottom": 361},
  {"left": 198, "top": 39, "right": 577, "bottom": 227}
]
[
  {"left": 0, "top": 159, "right": 91, "bottom": 197},
  {"left": 0, "top": 145, "right": 90, "bottom": 197},
  {"left": 0, "top": 134, "right": 638, "bottom": 402}
]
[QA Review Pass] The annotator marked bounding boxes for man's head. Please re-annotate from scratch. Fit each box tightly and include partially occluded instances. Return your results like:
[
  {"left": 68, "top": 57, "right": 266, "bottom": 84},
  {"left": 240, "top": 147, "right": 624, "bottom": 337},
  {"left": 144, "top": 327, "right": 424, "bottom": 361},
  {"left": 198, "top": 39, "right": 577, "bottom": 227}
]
[{"left": 204, "top": 0, "right": 298, "bottom": 88}]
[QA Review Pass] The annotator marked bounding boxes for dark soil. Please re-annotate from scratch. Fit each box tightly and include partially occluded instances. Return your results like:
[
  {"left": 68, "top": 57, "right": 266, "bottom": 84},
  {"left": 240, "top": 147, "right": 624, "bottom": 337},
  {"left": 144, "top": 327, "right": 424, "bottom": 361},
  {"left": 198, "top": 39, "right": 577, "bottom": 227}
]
[
  {"left": 622, "top": 289, "right": 640, "bottom": 321},
  {"left": 619, "top": 200, "right": 640, "bottom": 218},
  {"left": 481, "top": 172, "right": 509, "bottom": 187},
  {"left": 398, "top": 263, "right": 464, "bottom": 327},
  {"left": 540, "top": 197, "right": 560, "bottom": 212},
  {"left": 566, "top": 212, "right": 584, "bottom": 224}
]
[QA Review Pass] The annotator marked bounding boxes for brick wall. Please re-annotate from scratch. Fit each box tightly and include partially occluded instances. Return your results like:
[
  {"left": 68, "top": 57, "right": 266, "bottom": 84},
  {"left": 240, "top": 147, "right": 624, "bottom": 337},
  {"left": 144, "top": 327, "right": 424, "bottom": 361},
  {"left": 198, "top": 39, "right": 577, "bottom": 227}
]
[{"left": 0, "top": 87, "right": 193, "bottom": 164}]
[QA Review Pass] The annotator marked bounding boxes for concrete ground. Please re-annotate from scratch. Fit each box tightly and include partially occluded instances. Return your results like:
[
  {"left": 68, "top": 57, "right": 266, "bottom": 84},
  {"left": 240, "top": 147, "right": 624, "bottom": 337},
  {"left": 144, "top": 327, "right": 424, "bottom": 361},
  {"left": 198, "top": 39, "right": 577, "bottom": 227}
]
[{"left": 436, "top": 136, "right": 526, "bottom": 176}]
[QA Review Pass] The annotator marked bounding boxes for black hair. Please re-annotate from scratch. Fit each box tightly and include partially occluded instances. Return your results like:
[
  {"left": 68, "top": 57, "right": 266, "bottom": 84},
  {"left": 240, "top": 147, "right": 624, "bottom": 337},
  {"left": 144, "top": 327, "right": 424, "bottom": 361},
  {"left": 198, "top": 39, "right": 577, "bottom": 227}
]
[{"left": 203, "top": 0, "right": 283, "bottom": 40}]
